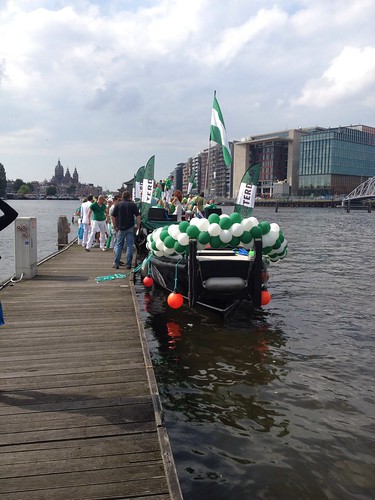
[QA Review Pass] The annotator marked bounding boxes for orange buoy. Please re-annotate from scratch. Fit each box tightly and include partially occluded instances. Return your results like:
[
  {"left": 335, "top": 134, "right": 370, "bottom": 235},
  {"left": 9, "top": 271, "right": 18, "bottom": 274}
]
[
  {"left": 167, "top": 292, "right": 184, "bottom": 309},
  {"left": 261, "top": 290, "right": 271, "bottom": 305},
  {"left": 143, "top": 276, "right": 154, "bottom": 287}
]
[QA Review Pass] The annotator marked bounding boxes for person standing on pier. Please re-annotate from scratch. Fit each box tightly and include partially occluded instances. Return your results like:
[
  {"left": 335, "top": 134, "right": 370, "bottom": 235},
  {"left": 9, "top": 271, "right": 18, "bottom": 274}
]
[
  {"left": 80, "top": 194, "right": 93, "bottom": 248},
  {"left": 111, "top": 191, "right": 140, "bottom": 269},
  {"left": 0, "top": 199, "right": 18, "bottom": 232},
  {"left": 85, "top": 195, "right": 108, "bottom": 252},
  {"left": 0, "top": 199, "right": 18, "bottom": 325}
]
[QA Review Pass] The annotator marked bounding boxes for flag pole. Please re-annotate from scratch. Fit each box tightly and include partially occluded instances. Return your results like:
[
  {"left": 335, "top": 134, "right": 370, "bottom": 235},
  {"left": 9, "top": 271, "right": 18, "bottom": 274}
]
[{"left": 205, "top": 90, "right": 216, "bottom": 196}]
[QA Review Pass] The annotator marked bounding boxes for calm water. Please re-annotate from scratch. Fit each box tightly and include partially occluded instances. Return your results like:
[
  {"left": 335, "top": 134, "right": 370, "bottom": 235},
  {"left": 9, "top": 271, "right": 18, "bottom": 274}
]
[
  {"left": 0, "top": 200, "right": 79, "bottom": 283},
  {"left": 134, "top": 207, "right": 375, "bottom": 499},
  {"left": 1, "top": 202, "right": 374, "bottom": 498}
]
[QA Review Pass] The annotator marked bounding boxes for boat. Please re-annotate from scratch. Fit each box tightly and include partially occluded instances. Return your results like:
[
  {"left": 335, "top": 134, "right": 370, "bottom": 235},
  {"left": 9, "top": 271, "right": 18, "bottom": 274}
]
[
  {"left": 139, "top": 212, "right": 287, "bottom": 315},
  {"left": 142, "top": 236, "right": 264, "bottom": 315}
]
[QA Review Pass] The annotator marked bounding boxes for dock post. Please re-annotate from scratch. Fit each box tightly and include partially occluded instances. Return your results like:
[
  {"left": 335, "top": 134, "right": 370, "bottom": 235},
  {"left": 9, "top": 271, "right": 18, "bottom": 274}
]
[
  {"left": 346, "top": 201, "right": 350, "bottom": 213},
  {"left": 57, "top": 215, "right": 71, "bottom": 249},
  {"left": 275, "top": 202, "right": 279, "bottom": 213},
  {"left": 368, "top": 202, "right": 371, "bottom": 213}
]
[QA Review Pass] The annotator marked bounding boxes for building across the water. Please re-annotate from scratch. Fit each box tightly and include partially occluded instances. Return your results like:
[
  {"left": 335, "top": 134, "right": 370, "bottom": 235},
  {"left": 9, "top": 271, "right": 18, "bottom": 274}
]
[
  {"left": 233, "top": 125, "right": 375, "bottom": 199},
  {"left": 6, "top": 159, "right": 103, "bottom": 198}
]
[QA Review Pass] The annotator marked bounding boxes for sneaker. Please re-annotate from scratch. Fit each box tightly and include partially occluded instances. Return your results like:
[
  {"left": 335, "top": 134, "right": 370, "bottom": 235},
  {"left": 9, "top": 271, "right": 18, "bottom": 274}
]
[
  {"left": 113, "top": 264, "right": 119, "bottom": 269},
  {"left": 126, "top": 264, "right": 131, "bottom": 269},
  {"left": 85, "top": 248, "right": 90, "bottom": 252},
  {"left": 102, "top": 248, "right": 107, "bottom": 252}
]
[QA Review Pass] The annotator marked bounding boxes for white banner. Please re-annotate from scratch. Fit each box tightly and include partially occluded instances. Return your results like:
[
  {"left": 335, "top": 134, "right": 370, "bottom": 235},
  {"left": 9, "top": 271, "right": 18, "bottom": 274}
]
[
  {"left": 236, "top": 182, "right": 257, "bottom": 208},
  {"left": 142, "top": 178, "right": 154, "bottom": 204},
  {"left": 135, "top": 180, "right": 141, "bottom": 199}
]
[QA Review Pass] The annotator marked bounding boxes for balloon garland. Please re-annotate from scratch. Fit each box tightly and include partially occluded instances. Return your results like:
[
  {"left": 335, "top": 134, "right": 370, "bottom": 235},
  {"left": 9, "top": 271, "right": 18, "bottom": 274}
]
[{"left": 145, "top": 212, "right": 288, "bottom": 263}]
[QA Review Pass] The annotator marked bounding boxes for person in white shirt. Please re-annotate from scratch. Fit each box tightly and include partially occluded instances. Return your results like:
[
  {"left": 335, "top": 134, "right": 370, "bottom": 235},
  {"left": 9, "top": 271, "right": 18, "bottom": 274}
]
[{"left": 80, "top": 194, "right": 93, "bottom": 248}]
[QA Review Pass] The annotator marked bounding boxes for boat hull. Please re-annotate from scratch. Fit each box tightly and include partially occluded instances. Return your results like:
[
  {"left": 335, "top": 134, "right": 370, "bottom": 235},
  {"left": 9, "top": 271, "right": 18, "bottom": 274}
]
[{"left": 144, "top": 240, "right": 264, "bottom": 314}]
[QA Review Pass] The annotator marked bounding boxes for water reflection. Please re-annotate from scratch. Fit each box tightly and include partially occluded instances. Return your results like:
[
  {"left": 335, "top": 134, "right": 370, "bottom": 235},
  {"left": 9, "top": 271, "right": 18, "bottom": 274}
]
[{"left": 134, "top": 208, "right": 375, "bottom": 499}]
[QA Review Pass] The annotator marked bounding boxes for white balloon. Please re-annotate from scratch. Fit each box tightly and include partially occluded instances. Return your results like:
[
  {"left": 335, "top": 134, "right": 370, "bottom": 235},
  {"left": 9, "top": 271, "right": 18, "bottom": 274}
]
[
  {"left": 154, "top": 250, "right": 164, "bottom": 257},
  {"left": 199, "top": 218, "right": 210, "bottom": 232},
  {"left": 164, "top": 246, "right": 175, "bottom": 255},
  {"left": 197, "top": 242, "right": 207, "bottom": 250},
  {"left": 219, "top": 229, "right": 232, "bottom": 243},
  {"left": 189, "top": 218, "right": 200, "bottom": 226},
  {"left": 241, "top": 217, "right": 258, "bottom": 231},
  {"left": 178, "top": 232, "right": 190, "bottom": 246},
  {"left": 156, "top": 238, "right": 164, "bottom": 251},
  {"left": 153, "top": 227, "right": 163, "bottom": 238},
  {"left": 231, "top": 223, "right": 244, "bottom": 237},
  {"left": 167, "top": 224, "right": 176, "bottom": 236},
  {"left": 208, "top": 223, "right": 221, "bottom": 236},
  {"left": 262, "top": 231, "right": 278, "bottom": 248},
  {"left": 219, "top": 213, "right": 230, "bottom": 219},
  {"left": 270, "top": 222, "right": 280, "bottom": 233}
]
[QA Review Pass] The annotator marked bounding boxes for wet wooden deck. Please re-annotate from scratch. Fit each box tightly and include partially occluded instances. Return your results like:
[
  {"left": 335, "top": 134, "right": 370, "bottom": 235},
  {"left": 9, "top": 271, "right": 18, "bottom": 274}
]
[{"left": 0, "top": 242, "right": 181, "bottom": 499}]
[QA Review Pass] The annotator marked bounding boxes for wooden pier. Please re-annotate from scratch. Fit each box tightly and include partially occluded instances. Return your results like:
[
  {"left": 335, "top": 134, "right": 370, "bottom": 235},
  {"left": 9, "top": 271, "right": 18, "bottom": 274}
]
[{"left": 0, "top": 242, "right": 182, "bottom": 499}]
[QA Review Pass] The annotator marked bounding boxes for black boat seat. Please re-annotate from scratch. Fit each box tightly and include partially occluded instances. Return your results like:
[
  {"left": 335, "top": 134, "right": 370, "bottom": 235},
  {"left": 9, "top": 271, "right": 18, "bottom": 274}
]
[{"left": 202, "top": 277, "right": 247, "bottom": 293}]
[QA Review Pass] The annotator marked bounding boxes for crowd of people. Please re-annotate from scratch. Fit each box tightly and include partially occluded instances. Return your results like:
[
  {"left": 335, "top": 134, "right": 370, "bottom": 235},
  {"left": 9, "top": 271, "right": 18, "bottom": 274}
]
[
  {"left": 74, "top": 183, "right": 218, "bottom": 269},
  {"left": 75, "top": 191, "right": 140, "bottom": 270}
]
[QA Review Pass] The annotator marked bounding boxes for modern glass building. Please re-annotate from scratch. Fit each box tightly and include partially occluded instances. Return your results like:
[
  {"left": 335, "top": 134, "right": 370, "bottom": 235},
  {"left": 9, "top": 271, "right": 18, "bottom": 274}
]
[{"left": 299, "top": 125, "right": 375, "bottom": 196}]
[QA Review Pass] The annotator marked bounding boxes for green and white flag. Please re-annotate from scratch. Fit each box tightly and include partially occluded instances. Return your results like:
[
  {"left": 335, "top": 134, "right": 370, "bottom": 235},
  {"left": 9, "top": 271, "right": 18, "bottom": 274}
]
[
  {"left": 234, "top": 163, "right": 262, "bottom": 218},
  {"left": 210, "top": 91, "right": 232, "bottom": 167},
  {"left": 134, "top": 165, "right": 145, "bottom": 200},
  {"left": 141, "top": 156, "right": 155, "bottom": 222},
  {"left": 187, "top": 171, "right": 196, "bottom": 194}
]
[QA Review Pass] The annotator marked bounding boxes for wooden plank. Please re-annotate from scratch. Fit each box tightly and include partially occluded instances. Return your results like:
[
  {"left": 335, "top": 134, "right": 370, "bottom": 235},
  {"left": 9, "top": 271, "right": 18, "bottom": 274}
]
[{"left": 0, "top": 243, "right": 181, "bottom": 499}]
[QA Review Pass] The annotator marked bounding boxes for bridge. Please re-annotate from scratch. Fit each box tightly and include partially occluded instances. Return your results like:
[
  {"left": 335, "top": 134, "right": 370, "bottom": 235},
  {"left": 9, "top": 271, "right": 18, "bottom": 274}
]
[{"left": 342, "top": 177, "right": 375, "bottom": 205}]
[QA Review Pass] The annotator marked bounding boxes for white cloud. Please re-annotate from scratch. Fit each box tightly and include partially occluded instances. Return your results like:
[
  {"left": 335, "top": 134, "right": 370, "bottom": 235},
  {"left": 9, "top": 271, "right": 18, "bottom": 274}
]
[
  {"left": 0, "top": 0, "right": 374, "bottom": 190},
  {"left": 293, "top": 46, "right": 375, "bottom": 107}
]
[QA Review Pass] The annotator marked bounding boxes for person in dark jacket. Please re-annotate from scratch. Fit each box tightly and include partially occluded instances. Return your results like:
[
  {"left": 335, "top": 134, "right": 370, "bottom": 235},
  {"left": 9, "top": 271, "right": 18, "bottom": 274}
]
[
  {"left": 0, "top": 199, "right": 18, "bottom": 325},
  {"left": 0, "top": 199, "right": 18, "bottom": 231},
  {"left": 111, "top": 191, "right": 140, "bottom": 269}
]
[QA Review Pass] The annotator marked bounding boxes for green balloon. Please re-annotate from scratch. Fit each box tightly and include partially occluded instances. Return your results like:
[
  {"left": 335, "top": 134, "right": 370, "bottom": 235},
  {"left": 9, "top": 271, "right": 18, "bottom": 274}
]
[
  {"left": 278, "top": 233, "right": 285, "bottom": 244},
  {"left": 164, "top": 236, "right": 176, "bottom": 248},
  {"left": 159, "top": 230, "right": 169, "bottom": 241},
  {"left": 219, "top": 217, "right": 232, "bottom": 230},
  {"left": 179, "top": 221, "right": 189, "bottom": 233},
  {"left": 174, "top": 241, "right": 186, "bottom": 253},
  {"left": 250, "top": 226, "right": 263, "bottom": 239},
  {"left": 151, "top": 241, "right": 158, "bottom": 251},
  {"left": 198, "top": 231, "right": 210, "bottom": 245},
  {"left": 240, "top": 230, "right": 252, "bottom": 244},
  {"left": 273, "top": 238, "right": 282, "bottom": 249},
  {"left": 230, "top": 236, "right": 240, "bottom": 247},
  {"left": 263, "top": 245, "right": 273, "bottom": 254},
  {"left": 258, "top": 221, "right": 271, "bottom": 234},
  {"left": 208, "top": 213, "right": 220, "bottom": 224},
  {"left": 186, "top": 225, "right": 199, "bottom": 238},
  {"left": 229, "top": 212, "right": 242, "bottom": 224},
  {"left": 210, "top": 235, "right": 221, "bottom": 248}
]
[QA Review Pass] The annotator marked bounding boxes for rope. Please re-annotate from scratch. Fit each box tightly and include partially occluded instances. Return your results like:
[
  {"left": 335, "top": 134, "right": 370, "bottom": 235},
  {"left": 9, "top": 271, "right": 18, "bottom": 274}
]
[
  {"left": 10, "top": 273, "right": 24, "bottom": 284},
  {"left": 173, "top": 259, "right": 183, "bottom": 291}
]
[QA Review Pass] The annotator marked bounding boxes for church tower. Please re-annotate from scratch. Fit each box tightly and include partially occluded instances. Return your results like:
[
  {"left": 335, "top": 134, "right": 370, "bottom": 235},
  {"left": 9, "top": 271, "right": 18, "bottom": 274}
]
[
  {"left": 53, "top": 159, "right": 64, "bottom": 185},
  {"left": 64, "top": 167, "right": 72, "bottom": 184},
  {"left": 72, "top": 167, "right": 79, "bottom": 184}
]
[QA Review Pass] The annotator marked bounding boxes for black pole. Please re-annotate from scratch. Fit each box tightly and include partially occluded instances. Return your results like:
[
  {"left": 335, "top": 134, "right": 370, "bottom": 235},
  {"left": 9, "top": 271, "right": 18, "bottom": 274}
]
[
  {"left": 188, "top": 239, "right": 198, "bottom": 307},
  {"left": 252, "top": 239, "right": 263, "bottom": 307}
]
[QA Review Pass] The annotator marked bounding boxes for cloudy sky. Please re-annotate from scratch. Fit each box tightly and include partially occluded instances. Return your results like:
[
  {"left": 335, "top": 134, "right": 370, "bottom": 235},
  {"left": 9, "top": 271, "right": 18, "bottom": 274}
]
[{"left": 1, "top": 0, "right": 374, "bottom": 191}]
